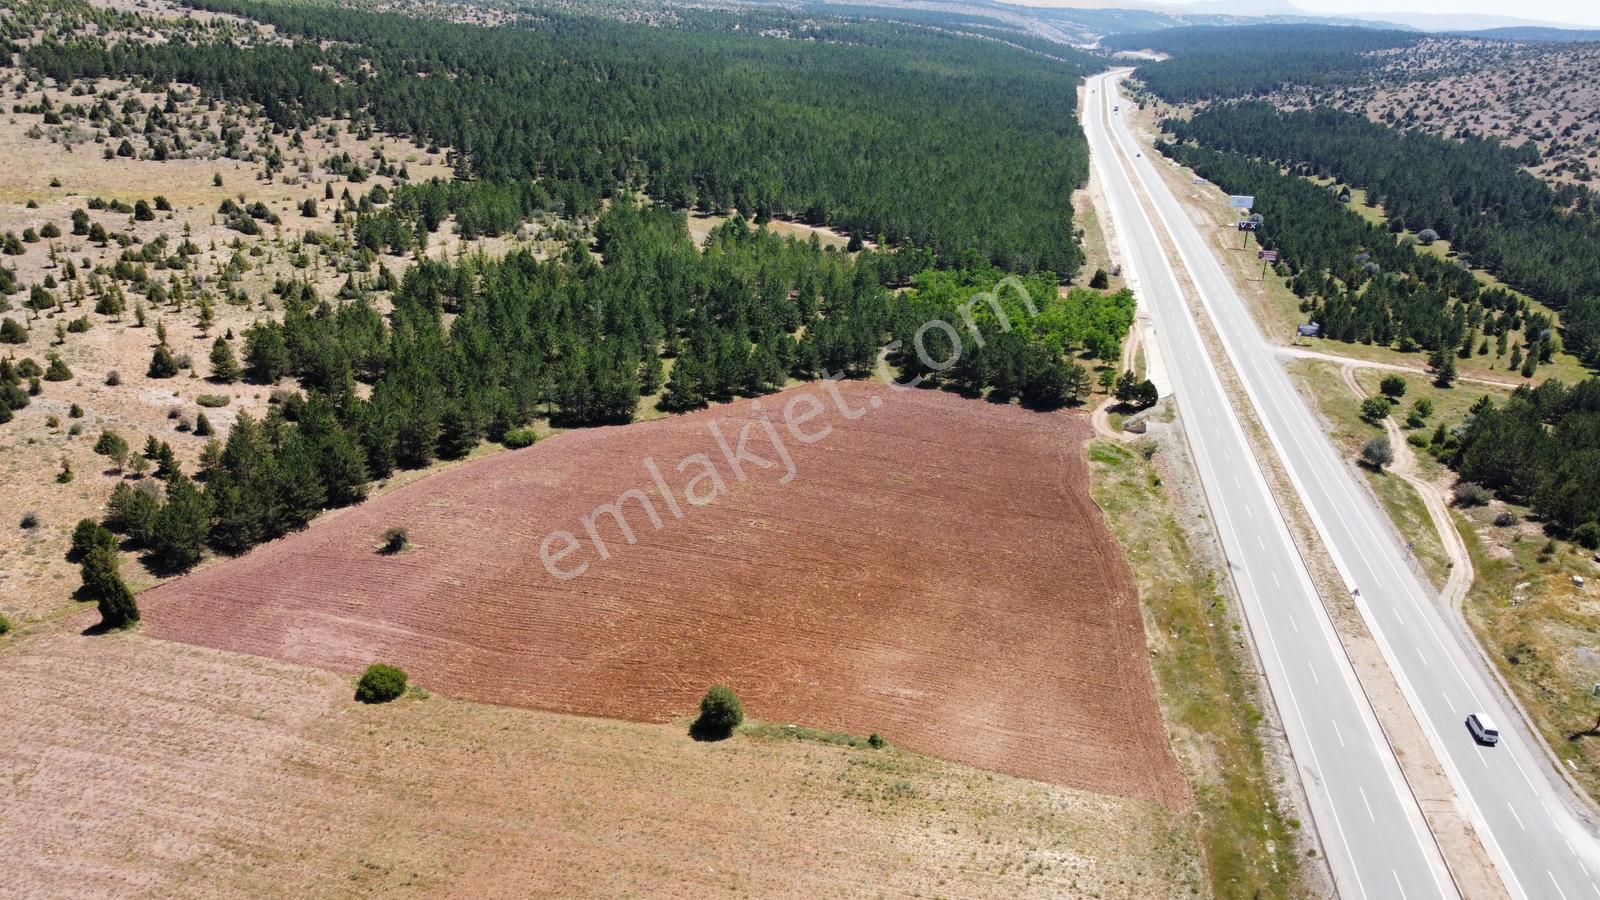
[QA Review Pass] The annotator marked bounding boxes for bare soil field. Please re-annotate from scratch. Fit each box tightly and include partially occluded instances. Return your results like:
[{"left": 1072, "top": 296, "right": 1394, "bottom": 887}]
[
  {"left": 0, "top": 629, "right": 1202, "bottom": 899},
  {"left": 139, "top": 380, "right": 1189, "bottom": 808}
]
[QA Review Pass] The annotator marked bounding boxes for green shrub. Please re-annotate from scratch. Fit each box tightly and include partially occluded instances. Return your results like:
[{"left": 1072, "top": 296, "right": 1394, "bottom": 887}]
[
  {"left": 691, "top": 685, "right": 744, "bottom": 740},
  {"left": 1360, "top": 436, "right": 1392, "bottom": 470},
  {"left": 71, "top": 517, "right": 117, "bottom": 561},
  {"left": 1575, "top": 522, "right": 1600, "bottom": 551},
  {"left": 1359, "top": 396, "right": 1393, "bottom": 423},
  {"left": 355, "top": 663, "right": 408, "bottom": 703},
  {"left": 147, "top": 344, "right": 179, "bottom": 378},
  {"left": 0, "top": 612, "right": 10, "bottom": 635},
  {"left": 195, "top": 394, "right": 231, "bottom": 408},
  {"left": 502, "top": 427, "right": 538, "bottom": 449},
  {"left": 1379, "top": 374, "right": 1407, "bottom": 398},
  {"left": 93, "top": 429, "right": 128, "bottom": 460},
  {"left": 1452, "top": 482, "right": 1491, "bottom": 508},
  {"left": 867, "top": 733, "right": 886, "bottom": 749},
  {"left": 379, "top": 527, "right": 409, "bottom": 555}
]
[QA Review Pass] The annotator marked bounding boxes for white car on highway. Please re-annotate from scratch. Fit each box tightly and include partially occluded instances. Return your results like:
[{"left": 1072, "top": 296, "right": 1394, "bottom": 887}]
[{"left": 1467, "top": 713, "right": 1500, "bottom": 746}]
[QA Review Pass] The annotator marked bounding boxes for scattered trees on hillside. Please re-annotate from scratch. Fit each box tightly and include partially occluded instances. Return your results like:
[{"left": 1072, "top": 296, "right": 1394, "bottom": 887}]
[
  {"left": 1167, "top": 103, "right": 1600, "bottom": 363},
  {"left": 26, "top": 0, "right": 1095, "bottom": 274}
]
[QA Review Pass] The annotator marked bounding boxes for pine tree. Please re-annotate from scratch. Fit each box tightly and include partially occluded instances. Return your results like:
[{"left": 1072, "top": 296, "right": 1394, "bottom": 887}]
[
  {"left": 155, "top": 441, "right": 179, "bottom": 479},
  {"left": 149, "top": 472, "right": 212, "bottom": 572},
  {"left": 209, "top": 336, "right": 241, "bottom": 382},
  {"left": 271, "top": 434, "right": 327, "bottom": 531},
  {"left": 82, "top": 544, "right": 139, "bottom": 629},
  {"left": 1435, "top": 353, "right": 1457, "bottom": 388},
  {"left": 148, "top": 343, "right": 180, "bottom": 378},
  {"left": 661, "top": 353, "right": 706, "bottom": 412}
]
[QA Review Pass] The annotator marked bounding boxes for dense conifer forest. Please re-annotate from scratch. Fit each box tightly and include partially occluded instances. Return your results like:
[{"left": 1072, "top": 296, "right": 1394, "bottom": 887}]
[
  {"left": 0, "top": 0, "right": 1143, "bottom": 578},
  {"left": 1104, "top": 25, "right": 1417, "bottom": 103},
  {"left": 22, "top": 0, "right": 1095, "bottom": 273},
  {"left": 1155, "top": 96, "right": 1600, "bottom": 536},
  {"left": 1451, "top": 380, "right": 1600, "bottom": 541},
  {"left": 1165, "top": 103, "right": 1600, "bottom": 365},
  {"left": 1157, "top": 140, "right": 1548, "bottom": 359}
]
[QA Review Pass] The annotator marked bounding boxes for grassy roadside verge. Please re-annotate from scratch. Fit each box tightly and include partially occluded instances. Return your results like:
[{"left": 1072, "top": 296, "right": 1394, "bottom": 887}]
[
  {"left": 1291, "top": 360, "right": 1600, "bottom": 802},
  {"left": 1088, "top": 438, "right": 1303, "bottom": 899},
  {"left": 1285, "top": 360, "right": 1456, "bottom": 592},
  {"left": 1458, "top": 502, "right": 1600, "bottom": 800}
]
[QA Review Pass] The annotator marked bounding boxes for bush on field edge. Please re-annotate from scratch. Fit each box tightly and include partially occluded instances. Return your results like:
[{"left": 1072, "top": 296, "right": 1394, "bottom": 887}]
[{"left": 356, "top": 663, "right": 408, "bottom": 704}]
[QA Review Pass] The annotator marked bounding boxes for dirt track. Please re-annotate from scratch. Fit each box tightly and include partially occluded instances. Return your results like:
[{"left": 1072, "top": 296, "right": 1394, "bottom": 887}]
[{"left": 142, "top": 380, "right": 1188, "bottom": 808}]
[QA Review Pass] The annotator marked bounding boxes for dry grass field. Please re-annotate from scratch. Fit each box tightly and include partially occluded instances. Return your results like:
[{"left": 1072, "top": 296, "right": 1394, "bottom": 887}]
[{"left": 0, "top": 629, "right": 1203, "bottom": 899}]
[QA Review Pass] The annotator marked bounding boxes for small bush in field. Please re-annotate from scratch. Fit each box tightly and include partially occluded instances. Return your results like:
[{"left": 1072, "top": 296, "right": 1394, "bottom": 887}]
[
  {"left": 379, "top": 527, "right": 409, "bottom": 555},
  {"left": 355, "top": 664, "right": 408, "bottom": 704},
  {"left": 502, "top": 427, "right": 538, "bottom": 449},
  {"left": 691, "top": 685, "right": 744, "bottom": 741}
]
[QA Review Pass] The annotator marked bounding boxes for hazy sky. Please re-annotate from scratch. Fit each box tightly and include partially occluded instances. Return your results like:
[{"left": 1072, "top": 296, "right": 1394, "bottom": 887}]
[
  {"left": 1162, "top": 0, "right": 1600, "bottom": 28},
  {"left": 1283, "top": 0, "right": 1600, "bottom": 27}
]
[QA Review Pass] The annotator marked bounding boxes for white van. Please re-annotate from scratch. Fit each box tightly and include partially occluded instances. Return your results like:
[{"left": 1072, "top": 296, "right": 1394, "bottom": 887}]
[{"left": 1467, "top": 713, "right": 1500, "bottom": 746}]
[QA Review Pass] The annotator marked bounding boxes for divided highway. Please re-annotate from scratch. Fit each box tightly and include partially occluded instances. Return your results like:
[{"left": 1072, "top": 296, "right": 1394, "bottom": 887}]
[
  {"left": 1086, "top": 69, "right": 1600, "bottom": 899},
  {"left": 1083, "top": 72, "right": 1453, "bottom": 899}
]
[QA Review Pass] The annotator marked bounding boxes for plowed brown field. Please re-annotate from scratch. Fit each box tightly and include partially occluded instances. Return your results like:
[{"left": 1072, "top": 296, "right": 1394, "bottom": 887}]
[{"left": 143, "top": 380, "right": 1188, "bottom": 808}]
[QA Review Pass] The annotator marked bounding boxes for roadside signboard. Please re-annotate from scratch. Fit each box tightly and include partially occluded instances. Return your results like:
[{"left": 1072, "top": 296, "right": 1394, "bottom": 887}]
[
  {"left": 1229, "top": 195, "right": 1254, "bottom": 209},
  {"left": 1237, "top": 220, "right": 1259, "bottom": 232},
  {"left": 1258, "top": 249, "right": 1279, "bottom": 262}
]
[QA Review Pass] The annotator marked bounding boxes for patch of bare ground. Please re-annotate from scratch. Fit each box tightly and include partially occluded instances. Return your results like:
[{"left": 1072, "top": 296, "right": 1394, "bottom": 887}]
[
  {"left": 140, "top": 381, "right": 1190, "bottom": 808},
  {"left": 0, "top": 629, "right": 1202, "bottom": 899},
  {"left": 685, "top": 211, "right": 855, "bottom": 250}
]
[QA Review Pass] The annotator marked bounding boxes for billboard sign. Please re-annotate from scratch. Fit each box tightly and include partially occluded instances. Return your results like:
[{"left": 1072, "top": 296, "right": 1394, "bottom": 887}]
[
  {"left": 1258, "top": 250, "right": 1279, "bottom": 262},
  {"left": 1229, "top": 195, "right": 1255, "bottom": 209},
  {"left": 1237, "top": 221, "right": 1260, "bottom": 232}
]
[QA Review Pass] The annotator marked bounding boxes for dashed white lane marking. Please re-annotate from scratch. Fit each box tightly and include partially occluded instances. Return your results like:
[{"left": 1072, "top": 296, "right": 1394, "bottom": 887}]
[
  {"left": 1508, "top": 802, "right": 1526, "bottom": 830},
  {"left": 1358, "top": 786, "right": 1375, "bottom": 821},
  {"left": 1391, "top": 870, "right": 1410, "bottom": 900}
]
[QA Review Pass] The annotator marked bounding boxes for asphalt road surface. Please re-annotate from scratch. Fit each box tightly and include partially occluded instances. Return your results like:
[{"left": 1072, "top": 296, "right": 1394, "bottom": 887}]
[{"left": 1086, "top": 69, "right": 1600, "bottom": 900}]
